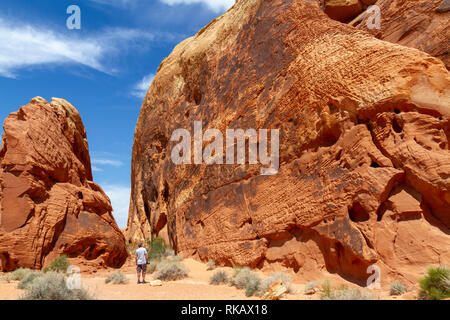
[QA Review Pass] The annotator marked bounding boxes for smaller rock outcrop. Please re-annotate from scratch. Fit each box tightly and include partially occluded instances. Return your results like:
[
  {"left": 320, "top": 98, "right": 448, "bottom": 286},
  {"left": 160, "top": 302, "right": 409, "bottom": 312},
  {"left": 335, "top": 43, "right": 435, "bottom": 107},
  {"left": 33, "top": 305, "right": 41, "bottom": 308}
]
[
  {"left": 0, "top": 97, "right": 128, "bottom": 271},
  {"left": 353, "top": 0, "right": 450, "bottom": 69}
]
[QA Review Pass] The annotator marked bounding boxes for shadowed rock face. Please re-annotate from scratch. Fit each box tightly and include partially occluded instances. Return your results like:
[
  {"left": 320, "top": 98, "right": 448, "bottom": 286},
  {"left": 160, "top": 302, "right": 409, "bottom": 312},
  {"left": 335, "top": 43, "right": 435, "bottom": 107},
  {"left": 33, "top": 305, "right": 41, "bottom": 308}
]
[
  {"left": 0, "top": 97, "right": 128, "bottom": 271},
  {"left": 128, "top": 0, "right": 450, "bottom": 284},
  {"left": 352, "top": 0, "right": 450, "bottom": 70}
]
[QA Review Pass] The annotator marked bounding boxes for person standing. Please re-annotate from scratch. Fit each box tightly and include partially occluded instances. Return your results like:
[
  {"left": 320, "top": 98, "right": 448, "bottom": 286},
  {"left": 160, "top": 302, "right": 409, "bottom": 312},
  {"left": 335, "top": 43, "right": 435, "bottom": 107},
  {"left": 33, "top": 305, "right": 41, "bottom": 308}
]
[{"left": 136, "top": 242, "right": 149, "bottom": 284}]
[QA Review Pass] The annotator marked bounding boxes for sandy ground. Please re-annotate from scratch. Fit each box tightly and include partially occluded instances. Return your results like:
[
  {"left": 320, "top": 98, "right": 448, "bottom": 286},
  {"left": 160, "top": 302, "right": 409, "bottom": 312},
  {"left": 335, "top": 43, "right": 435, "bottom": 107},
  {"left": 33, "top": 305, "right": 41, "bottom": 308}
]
[{"left": 0, "top": 258, "right": 415, "bottom": 300}]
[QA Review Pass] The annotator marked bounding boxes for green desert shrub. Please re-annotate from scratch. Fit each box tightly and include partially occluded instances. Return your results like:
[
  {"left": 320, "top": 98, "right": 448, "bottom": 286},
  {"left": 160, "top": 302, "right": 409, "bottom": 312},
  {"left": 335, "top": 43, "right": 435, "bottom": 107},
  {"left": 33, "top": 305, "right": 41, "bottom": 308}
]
[
  {"left": 147, "top": 238, "right": 168, "bottom": 261},
  {"left": 320, "top": 280, "right": 332, "bottom": 298},
  {"left": 206, "top": 260, "right": 216, "bottom": 271},
  {"left": 321, "top": 286, "right": 378, "bottom": 300},
  {"left": 210, "top": 271, "right": 229, "bottom": 285},
  {"left": 390, "top": 281, "right": 407, "bottom": 296},
  {"left": 260, "top": 272, "right": 293, "bottom": 294},
  {"left": 230, "top": 267, "right": 263, "bottom": 297},
  {"left": 105, "top": 271, "right": 129, "bottom": 285},
  {"left": 18, "top": 272, "right": 43, "bottom": 290},
  {"left": 43, "top": 255, "right": 69, "bottom": 273},
  {"left": 1, "top": 268, "right": 32, "bottom": 282},
  {"left": 419, "top": 266, "right": 450, "bottom": 300},
  {"left": 20, "top": 272, "right": 94, "bottom": 300},
  {"left": 153, "top": 260, "right": 188, "bottom": 281}
]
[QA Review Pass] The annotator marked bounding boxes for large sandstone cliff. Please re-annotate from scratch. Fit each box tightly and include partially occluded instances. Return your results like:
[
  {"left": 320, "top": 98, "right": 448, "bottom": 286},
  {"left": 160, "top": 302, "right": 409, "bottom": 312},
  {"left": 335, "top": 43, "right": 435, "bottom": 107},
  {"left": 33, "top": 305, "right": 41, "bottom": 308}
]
[
  {"left": 0, "top": 97, "right": 128, "bottom": 271},
  {"left": 127, "top": 0, "right": 450, "bottom": 283}
]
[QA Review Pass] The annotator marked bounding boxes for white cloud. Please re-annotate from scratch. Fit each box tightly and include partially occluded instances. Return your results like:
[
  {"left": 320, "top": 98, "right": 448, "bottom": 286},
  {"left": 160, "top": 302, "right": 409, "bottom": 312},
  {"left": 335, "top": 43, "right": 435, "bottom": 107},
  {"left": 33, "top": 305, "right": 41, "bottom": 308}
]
[
  {"left": 92, "top": 165, "right": 104, "bottom": 172},
  {"left": 102, "top": 184, "right": 130, "bottom": 229},
  {"left": 92, "top": 158, "right": 124, "bottom": 167},
  {"left": 132, "top": 73, "right": 155, "bottom": 98},
  {"left": 0, "top": 17, "right": 155, "bottom": 78},
  {"left": 90, "top": 0, "right": 234, "bottom": 13},
  {"left": 90, "top": 0, "right": 135, "bottom": 6},
  {"left": 160, "top": 0, "right": 235, "bottom": 12}
]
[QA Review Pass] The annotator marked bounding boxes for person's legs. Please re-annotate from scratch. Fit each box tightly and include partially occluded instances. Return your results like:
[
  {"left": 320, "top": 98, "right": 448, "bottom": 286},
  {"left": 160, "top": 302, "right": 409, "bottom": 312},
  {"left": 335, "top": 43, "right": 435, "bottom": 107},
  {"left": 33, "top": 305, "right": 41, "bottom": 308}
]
[
  {"left": 142, "top": 264, "right": 147, "bottom": 283},
  {"left": 137, "top": 265, "right": 142, "bottom": 284}
]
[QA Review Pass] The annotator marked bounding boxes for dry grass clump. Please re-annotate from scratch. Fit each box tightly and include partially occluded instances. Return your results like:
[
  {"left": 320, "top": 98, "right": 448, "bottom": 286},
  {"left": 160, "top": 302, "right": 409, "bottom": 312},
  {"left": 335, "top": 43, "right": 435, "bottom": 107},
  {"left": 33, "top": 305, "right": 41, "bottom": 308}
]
[
  {"left": 18, "top": 272, "right": 43, "bottom": 290},
  {"left": 389, "top": 281, "right": 407, "bottom": 296},
  {"left": 153, "top": 260, "right": 189, "bottom": 281},
  {"left": 320, "top": 280, "right": 378, "bottom": 300},
  {"left": 230, "top": 267, "right": 262, "bottom": 297},
  {"left": 105, "top": 271, "right": 129, "bottom": 284},
  {"left": 20, "top": 272, "right": 94, "bottom": 300},
  {"left": 1, "top": 268, "right": 32, "bottom": 282},
  {"left": 260, "top": 272, "right": 293, "bottom": 294},
  {"left": 209, "top": 271, "right": 229, "bottom": 285}
]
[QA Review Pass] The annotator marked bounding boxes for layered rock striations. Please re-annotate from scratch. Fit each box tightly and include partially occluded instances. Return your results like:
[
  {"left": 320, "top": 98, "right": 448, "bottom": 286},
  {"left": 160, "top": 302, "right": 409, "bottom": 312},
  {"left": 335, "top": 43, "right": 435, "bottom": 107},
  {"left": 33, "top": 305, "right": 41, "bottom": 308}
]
[
  {"left": 352, "top": 0, "right": 450, "bottom": 69},
  {"left": 128, "top": 0, "right": 450, "bottom": 283},
  {"left": 0, "top": 97, "right": 128, "bottom": 271}
]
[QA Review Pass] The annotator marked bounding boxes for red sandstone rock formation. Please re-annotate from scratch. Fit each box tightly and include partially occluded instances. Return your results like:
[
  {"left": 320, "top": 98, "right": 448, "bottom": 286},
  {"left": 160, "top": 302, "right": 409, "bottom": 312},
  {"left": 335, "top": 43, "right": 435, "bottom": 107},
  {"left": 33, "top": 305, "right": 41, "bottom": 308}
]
[
  {"left": 352, "top": 0, "right": 450, "bottom": 69},
  {"left": 127, "top": 0, "right": 450, "bottom": 284},
  {"left": 0, "top": 97, "right": 128, "bottom": 271}
]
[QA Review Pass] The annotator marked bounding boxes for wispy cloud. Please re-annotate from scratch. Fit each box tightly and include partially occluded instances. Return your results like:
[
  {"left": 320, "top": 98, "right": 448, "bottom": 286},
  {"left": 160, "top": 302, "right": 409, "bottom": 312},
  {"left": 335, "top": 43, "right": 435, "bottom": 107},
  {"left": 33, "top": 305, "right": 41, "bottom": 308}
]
[
  {"left": 92, "top": 158, "right": 124, "bottom": 167},
  {"left": 92, "top": 165, "right": 104, "bottom": 172},
  {"left": 160, "top": 0, "right": 234, "bottom": 12},
  {"left": 0, "top": 17, "right": 158, "bottom": 78},
  {"left": 132, "top": 73, "right": 155, "bottom": 98},
  {"left": 90, "top": 0, "right": 234, "bottom": 13},
  {"left": 89, "top": 0, "right": 136, "bottom": 7},
  {"left": 102, "top": 184, "right": 130, "bottom": 229}
]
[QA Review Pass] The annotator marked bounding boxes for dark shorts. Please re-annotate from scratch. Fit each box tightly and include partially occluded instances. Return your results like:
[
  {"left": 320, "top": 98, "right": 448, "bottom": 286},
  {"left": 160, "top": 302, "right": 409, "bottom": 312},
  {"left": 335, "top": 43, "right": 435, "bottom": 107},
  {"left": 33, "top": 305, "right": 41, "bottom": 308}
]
[{"left": 137, "top": 264, "right": 147, "bottom": 274}]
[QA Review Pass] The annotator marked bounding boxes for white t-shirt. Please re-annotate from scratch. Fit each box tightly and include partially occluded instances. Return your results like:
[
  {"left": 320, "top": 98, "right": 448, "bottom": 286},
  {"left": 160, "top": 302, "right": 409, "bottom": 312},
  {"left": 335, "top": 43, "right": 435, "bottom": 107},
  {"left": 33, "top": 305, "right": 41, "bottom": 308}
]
[{"left": 136, "top": 247, "right": 148, "bottom": 265}]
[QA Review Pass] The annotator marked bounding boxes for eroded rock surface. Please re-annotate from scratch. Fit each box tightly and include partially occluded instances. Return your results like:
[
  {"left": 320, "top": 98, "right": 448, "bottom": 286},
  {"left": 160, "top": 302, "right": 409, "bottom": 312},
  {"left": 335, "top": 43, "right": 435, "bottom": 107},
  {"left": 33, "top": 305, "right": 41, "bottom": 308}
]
[
  {"left": 128, "top": 0, "right": 450, "bottom": 284},
  {"left": 353, "top": 0, "right": 450, "bottom": 69},
  {"left": 0, "top": 97, "right": 128, "bottom": 271}
]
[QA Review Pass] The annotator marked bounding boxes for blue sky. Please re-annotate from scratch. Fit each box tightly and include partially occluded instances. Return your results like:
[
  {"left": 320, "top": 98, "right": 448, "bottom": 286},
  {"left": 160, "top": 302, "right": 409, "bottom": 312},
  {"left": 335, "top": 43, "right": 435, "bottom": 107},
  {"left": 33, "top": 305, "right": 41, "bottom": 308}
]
[{"left": 0, "top": 0, "right": 234, "bottom": 228}]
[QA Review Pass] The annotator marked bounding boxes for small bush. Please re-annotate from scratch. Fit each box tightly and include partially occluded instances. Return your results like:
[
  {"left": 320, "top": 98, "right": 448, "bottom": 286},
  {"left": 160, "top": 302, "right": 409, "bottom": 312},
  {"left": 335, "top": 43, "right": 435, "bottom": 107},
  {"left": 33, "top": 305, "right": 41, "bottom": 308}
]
[
  {"left": 321, "top": 286, "right": 378, "bottom": 300},
  {"left": 18, "top": 272, "right": 43, "bottom": 290},
  {"left": 230, "top": 267, "right": 253, "bottom": 289},
  {"left": 210, "top": 271, "right": 229, "bottom": 285},
  {"left": 230, "top": 267, "right": 263, "bottom": 297},
  {"left": 320, "top": 280, "right": 332, "bottom": 298},
  {"left": 148, "top": 260, "right": 159, "bottom": 274},
  {"left": 304, "top": 281, "right": 318, "bottom": 294},
  {"left": 154, "top": 260, "right": 188, "bottom": 281},
  {"left": 20, "top": 272, "right": 94, "bottom": 300},
  {"left": 390, "top": 281, "right": 406, "bottom": 296},
  {"left": 147, "top": 238, "right": 168, "bottom": 261},
  {"left": 1, "top": 268, "right": 32, "bottom": 282},
  {"left": 105, "top": 271, "right": 129, "bottom": 285},
  {"left": 419, "top": 266, "right": 450, "bottom": 300},
  {"left": 43, "top": 255, "right": 69, "bottom": 273},
  {"left": 245, "top": 276, "right": 262, "bottom": 297},
  {"left": 206, "top": 260, "right": 216, "bottom": 271},
  {"left": 260, "top": 272, "right": 293, "bottom": 294}
]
